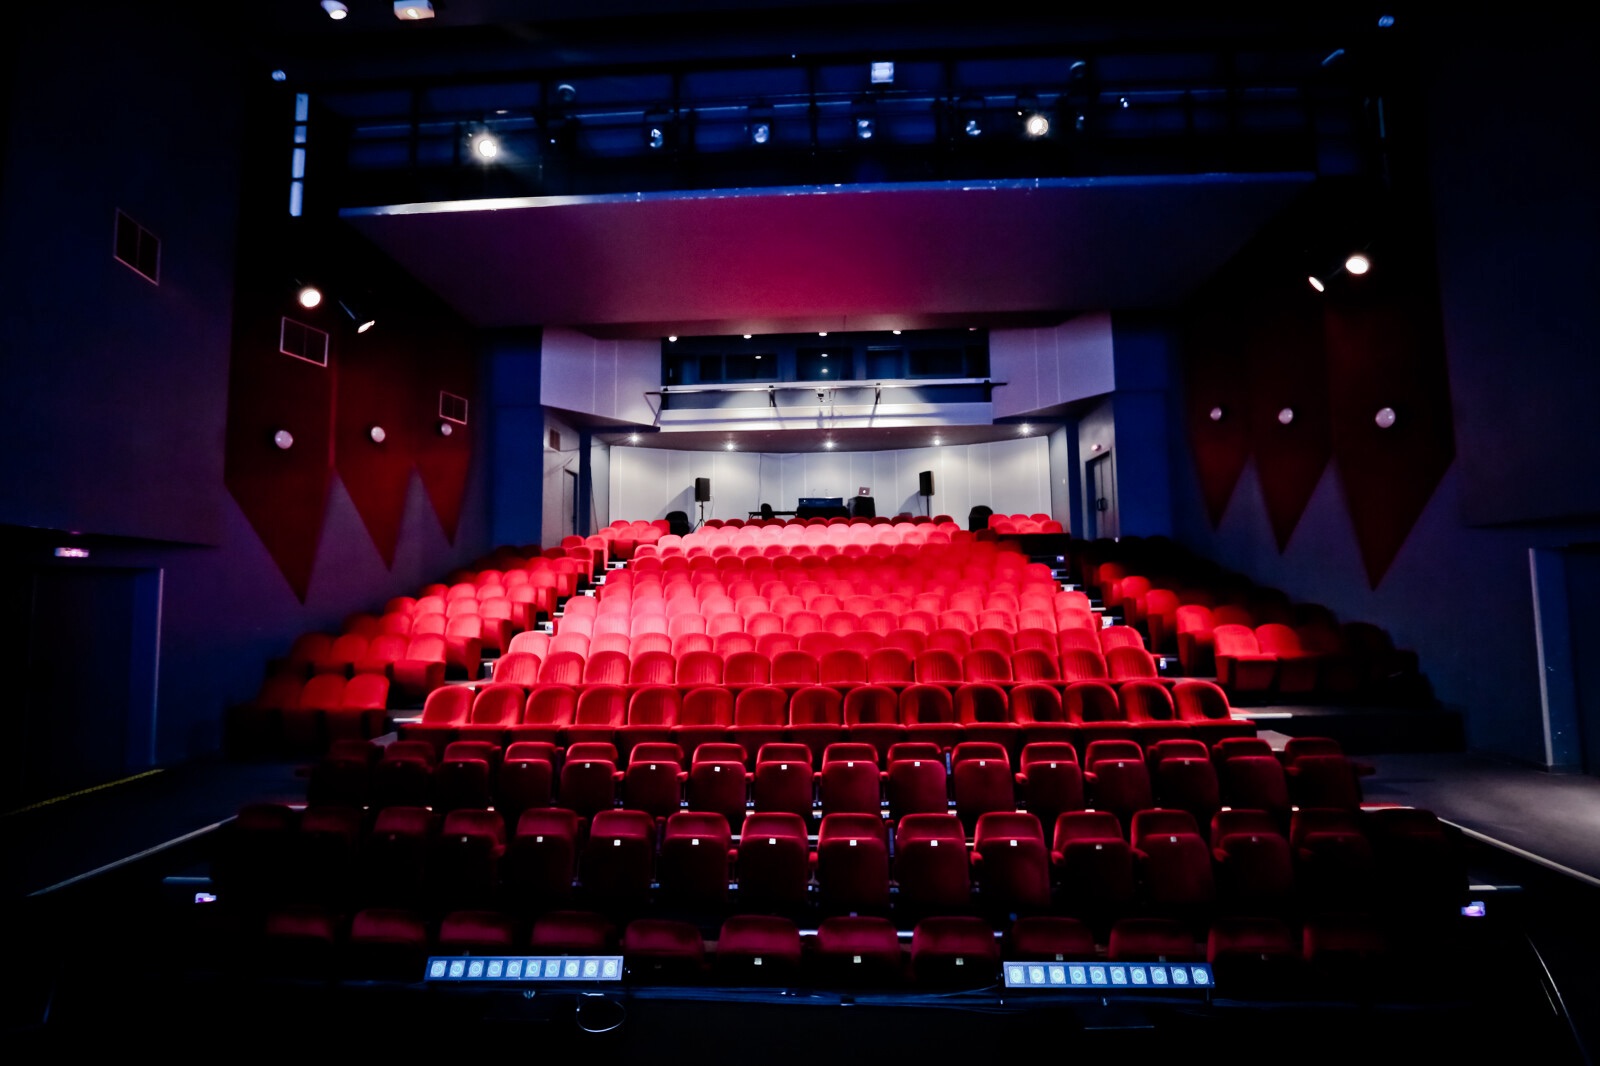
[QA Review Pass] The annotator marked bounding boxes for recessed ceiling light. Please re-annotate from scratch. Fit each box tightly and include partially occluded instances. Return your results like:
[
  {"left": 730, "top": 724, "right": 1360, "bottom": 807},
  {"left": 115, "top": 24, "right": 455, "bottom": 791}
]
[
  {"left": 667, "top": 335, "right": 677, "bottom": 342},
  {"left": 1019, "top": 423, "right": 1032, "bottom": 435},
  {"left": 1345, "top": 253, "right": 1371, "bottom": 275},
  {"left": 1025, "top": 113, "right": 1050, "bottom": 137},
  {"left": 297, "top": 284, "right": 321, "bottom": 309},
  {"left": 743, "top": 334, "right": 752, "bottom": 340},
  {"left": 818, "top": 332, "right": 828, "bottom": 337},
  {"left": 473, "top": 133, "right": 500, "bottom": 160},
  {"left": 892, "top": 329, "right": 902, "bottom": 335},
  {"left": 724, "top": 441, "right": 736, "bottom": 451},
  {"left": 394, "top": 0, "right": 434, "bottom": 18},
  {"left": 1308, "top": 276, "right": 1326, "bottom": 293},
  {"left": 321, "top": 0, "right": 348, "bottom": 19},
  {"left": 824, "top": 440, "right": 835, "bottom": 449}
]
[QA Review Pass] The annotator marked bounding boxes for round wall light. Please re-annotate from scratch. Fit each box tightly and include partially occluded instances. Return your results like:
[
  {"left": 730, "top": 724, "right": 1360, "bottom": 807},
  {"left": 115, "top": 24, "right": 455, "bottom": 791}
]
[
  {"left": 369, "top": 426, "right": 387, "bottom": 443},
  {"left": 1375, "top": 406, "right": 1397, "bottom": 429},
  {"left": 1277, "top": 408, "right": 1295, "bottom": 425},
  {"left": 438, "top": 421, "right": 454, "bottom": 437},
  {"left": 1208, "top": 406, "right": 1224, "bottom": 422},
  {"left": 273, "top": 429, "right": 295, "bottom": 450}
]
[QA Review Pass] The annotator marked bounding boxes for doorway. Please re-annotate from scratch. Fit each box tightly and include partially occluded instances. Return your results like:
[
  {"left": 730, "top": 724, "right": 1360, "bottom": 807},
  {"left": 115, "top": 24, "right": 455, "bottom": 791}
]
[
  {"left": 11, "top": 566, "right": 161, "bottom": 808},
  {"left": 564, "top": 469, "right": 578, "bottom": 538},
  {"left": 1087, "top": 451, "right": 1118, "bottom": 540}
]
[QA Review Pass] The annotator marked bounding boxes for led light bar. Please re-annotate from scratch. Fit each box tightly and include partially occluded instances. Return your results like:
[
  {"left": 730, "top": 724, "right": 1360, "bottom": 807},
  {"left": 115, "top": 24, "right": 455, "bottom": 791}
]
[
  {"left": 1002, "top": 960, "right": 1213, "bottom": 990},
  {"left": 426, "top": 955, "right": 623, "bottom": 982}
]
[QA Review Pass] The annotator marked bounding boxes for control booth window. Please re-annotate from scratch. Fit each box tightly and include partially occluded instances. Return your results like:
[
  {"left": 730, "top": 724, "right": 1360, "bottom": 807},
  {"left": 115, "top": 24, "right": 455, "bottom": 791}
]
[{"left": 797, "top": 346, "right": 852, "bottom": 381}]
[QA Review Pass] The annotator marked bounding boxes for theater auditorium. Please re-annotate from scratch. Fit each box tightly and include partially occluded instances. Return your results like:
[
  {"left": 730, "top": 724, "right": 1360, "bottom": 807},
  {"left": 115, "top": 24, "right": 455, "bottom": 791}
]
[{"left": 3, "top": 3, "right": 1597, "bottom": 1058}]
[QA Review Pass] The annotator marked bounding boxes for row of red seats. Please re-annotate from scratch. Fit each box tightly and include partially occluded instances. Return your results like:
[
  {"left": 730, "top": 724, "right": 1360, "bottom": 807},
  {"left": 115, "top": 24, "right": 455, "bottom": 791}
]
[
  {"left": 986, "top": 514, "right": 1067, "bottom": 534},
  {"left": 484, "top": 645, "right": 1165, "bottom": 690},
  {"left": 251, "top": 908, "right": 1395, "bottom": 988},
  {"left": 1081, "top": 550, "right": 1422, "bottom": 701},
  {"left": 313, "top": 735, "right": 1362, "bottom": 836},
  {"left": 220, "top": 799, "right": 1458, "bottom": 926},
  {"left": 509, "top": 623, "right": 1133, "bottom": 664},
  {"left": 394, "top": 679, "right": 1250, "bottom": 755}
]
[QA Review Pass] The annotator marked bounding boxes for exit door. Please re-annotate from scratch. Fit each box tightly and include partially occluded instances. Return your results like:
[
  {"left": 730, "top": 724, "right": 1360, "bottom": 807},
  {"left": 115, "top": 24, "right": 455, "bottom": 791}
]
[{"left": 1087, "top": 451, "right": 1118, "bottom": 540}]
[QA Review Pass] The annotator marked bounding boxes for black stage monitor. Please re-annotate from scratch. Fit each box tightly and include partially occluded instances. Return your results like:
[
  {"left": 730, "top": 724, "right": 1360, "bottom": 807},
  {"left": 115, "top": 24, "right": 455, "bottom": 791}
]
[
  {"left": 919, "top": 470, "right": 935, "bottom": 496},
  {"left": 694, "top": 477, "right": 711, "bottom": 502}
]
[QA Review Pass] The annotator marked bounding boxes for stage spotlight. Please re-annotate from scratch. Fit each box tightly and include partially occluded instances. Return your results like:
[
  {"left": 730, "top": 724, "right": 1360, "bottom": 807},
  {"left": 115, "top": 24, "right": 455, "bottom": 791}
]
[
  {"left": 892, "top": 330, "right": 902, "bottom": 335},
  {"left": 271, "top": 70, "right": 287, "bottom": 82},
  {"left": 321, "top": 0, "right": 348, "bottom": 18},
  {"left": 647, "top": 126, "right": 666, "bottom": 149},
  {"left": 856, "top": 117, "right": 875, "bottom": 140},
  {"left": 472, "top": 132, "right": 500, "bottom": 160},
  {"left": 339, "top": 300, "right": 375, "bottom": 333},
  {"left": 667, "top": 335, "right": 678, "bottom": 342},
  {"left": 1345, "top": 253, "right": 1371, "bottom": 275},
  {"left": 965, "top": 118, "right": 982, "bottom": 137},
  {"left": 1025, "top": 114, "right": 1050, "bottom": 137},
  {"left": 296, "top": 284, "right": 322, "bottom": 309},
  {"left": 750, "top": 121, "right": 771, "bottom": 145},
  {"left": 818, "top": 332, "right": 828, "bottom": 337},
  {"left": 1308, "top": 276, "right": 1326, "bottom": 293},
  {"left": 394, "top": 1, "right": 434, "bottom": 18},
  {"left": 743, "top": 334, "right": 752, "bottom": 339},
  {"left": 1378, "top": 13, "right": 1395, "bottom": 27}
]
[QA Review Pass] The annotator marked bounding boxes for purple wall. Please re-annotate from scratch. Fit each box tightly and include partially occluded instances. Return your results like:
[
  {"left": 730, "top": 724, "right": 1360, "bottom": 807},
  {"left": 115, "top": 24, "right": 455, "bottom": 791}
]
[{"left": 0, "top": 9, "right": 491, "bottom": 765}]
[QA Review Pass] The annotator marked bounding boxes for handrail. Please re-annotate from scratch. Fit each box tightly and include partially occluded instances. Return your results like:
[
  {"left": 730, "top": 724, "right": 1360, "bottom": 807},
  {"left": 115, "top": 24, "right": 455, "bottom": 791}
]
[{"left": 651, "top": 377, "right": 1002, "bottom": 396}]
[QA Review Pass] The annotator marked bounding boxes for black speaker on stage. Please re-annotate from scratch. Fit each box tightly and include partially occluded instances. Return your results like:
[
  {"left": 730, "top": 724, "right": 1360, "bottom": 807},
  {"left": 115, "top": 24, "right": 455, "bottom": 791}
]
[
  {"left": 918, "top": 470, "right": 934, "bottom": 497},
  {"left": 694, "top": 477, "right": 711, "bottom": 502}
]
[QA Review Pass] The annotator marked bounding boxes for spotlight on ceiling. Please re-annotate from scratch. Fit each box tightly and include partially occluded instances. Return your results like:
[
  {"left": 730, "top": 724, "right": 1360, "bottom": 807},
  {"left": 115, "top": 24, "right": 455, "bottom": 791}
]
[
  {"left": 965, "top": 118, "right": 981, "bottom": 137},
  {"left": 321, "top": 0, "right": 348, "bottom": 18},
  {"left": 1025, "top": 113, "right": 1050, "bottom": 138},
  {"left": 749, "top": 120, "right": 771, "bottom": 146},
  {"left": 644, "top": 108, "right": 674, "bottom": 150},
  {"left": 472, "top": 132, "right": 500, "bottom": 161},
  {"left": 270, "top": 69, "right": 287, "bottom": 82},
  {"left": 743, "top": 334, "right": 753, "bottom": 340},
  {"left": 932, "top": 437, "right": 942, "bottom": 446},
  {"left": 855, "top": 117, "right": 875, "bottom": 140},
  {"left": 394, "top": 1, "right": 434, "bottom": 19},
  {"left": 339, "top": 300, "right": 375, "bottom": 333},
  {"left": 629, "top": 433, "right": 640, "bottom": 443},
  {"left": 1345, "top": 253, "right": 1372, "bottom": 276},
  {"left": 1308, "top": 275, "right": 1326, "bottom": 293},
  {"left": 724, "top": 441, "right": 736, "bottom": 451},
  {"left": 892, "top": 330, "right": 902, "bottom": 335},
  {"left": 823, "top": 439, "right": 835, "bottom": 449},
  {"left": 818, "top": 332, "right": 828, "bottom": 337},
  {"left": 667, "top": 335, "right": 678, "bottom": 343},
  {"left": 1019, "top": 423, "right": 1032, "bottom": 435},
  {"left": 296, "top": 283, "right": 322, "bottom": 309}
]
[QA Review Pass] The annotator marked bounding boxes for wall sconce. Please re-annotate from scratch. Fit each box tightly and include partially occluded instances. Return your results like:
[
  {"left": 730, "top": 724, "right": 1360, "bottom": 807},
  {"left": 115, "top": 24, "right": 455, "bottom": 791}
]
[
  {"left": 1277, "top": 408, "right": 1295, "bottom": 425},
  {"left": 1208, "top": 406, "right": 1224, "bottom": 422},
  {"left": 438, "top": 421, "right": 454, "bottom": 437},
  {"left": 369, "top": 426, "right": 387, "bottom": 443},
  {"left": 273, "top": 429, "right": 295, "bottom": 450},
  {"left": 1375, "top": 407, "right": 1397, "bottom": 429}
]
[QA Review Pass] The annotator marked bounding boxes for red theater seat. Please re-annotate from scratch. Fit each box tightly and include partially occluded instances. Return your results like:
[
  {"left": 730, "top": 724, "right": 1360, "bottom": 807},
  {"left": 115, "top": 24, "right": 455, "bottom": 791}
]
[{"left": 910, "top": 917, "right": 1000, "bottom": 985}]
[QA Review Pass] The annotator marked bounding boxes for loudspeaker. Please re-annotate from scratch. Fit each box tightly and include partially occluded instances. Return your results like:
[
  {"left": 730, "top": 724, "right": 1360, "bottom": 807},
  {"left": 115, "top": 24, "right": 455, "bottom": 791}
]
[
  {"left": 918, "top": 470, "right": 934, "bottom": 497},
  {"left": 694, "top": 477, "right": 711, "bottom": 502}
]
